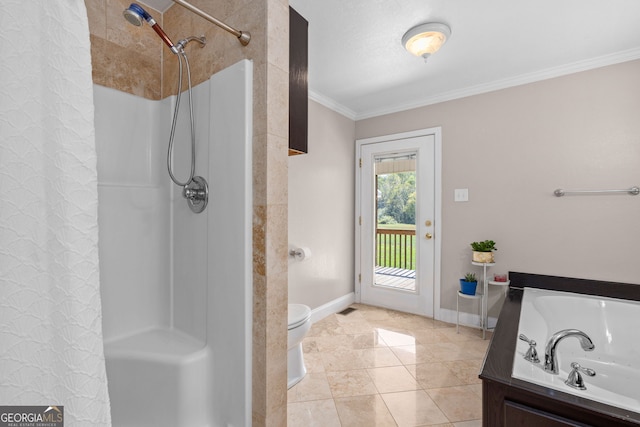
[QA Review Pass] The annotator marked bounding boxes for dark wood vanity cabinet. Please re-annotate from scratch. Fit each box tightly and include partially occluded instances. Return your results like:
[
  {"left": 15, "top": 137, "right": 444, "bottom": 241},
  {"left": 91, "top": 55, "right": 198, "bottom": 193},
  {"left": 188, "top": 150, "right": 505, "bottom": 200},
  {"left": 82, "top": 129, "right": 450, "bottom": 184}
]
[
  {"left": 504, "top": 400, "right": 588, "bottom": 426},
  {"left": 482, "top": 377, "right": 627, "bottom": 426},
  {"left": 289, "top": 6, "right": 308, "bottom": 155}
]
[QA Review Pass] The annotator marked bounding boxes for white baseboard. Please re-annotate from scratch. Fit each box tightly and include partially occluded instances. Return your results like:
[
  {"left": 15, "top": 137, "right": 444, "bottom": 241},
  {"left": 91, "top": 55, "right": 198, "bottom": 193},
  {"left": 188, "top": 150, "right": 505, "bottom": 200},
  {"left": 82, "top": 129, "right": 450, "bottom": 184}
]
[
  {"left": 308, "top": 293, "right": 497, "bottom": 331},
  {"left": 310, "top": 292, "right": 356, "bottom": 324},
  {"left": 439, "top": 307, "right": 498, "bottom": 330}
]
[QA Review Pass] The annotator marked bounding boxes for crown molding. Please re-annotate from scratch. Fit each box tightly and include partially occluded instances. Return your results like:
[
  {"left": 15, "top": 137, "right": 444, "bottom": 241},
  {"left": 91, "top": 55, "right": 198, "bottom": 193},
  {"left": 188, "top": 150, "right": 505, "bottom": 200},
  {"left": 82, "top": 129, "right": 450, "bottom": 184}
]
[
  {"left": 307, "top": 90, "right": 357, "bottom": 120},
  {"left": 311, "top": 48, "right": 640, "bottom": 121}
]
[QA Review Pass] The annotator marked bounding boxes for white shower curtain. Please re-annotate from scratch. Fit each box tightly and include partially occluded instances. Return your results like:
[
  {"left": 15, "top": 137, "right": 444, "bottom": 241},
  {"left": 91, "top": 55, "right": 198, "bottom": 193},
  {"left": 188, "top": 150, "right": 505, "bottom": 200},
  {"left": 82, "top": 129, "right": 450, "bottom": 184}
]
[{"left": 0, "top": 1, "right": 111, "bottom": 425}]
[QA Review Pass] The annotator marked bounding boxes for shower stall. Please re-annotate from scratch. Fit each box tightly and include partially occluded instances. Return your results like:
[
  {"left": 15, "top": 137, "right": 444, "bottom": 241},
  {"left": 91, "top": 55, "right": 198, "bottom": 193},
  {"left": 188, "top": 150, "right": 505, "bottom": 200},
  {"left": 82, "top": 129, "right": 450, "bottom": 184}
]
[{"left": 94, "top": 60, "right": 253, "bottom": 426}]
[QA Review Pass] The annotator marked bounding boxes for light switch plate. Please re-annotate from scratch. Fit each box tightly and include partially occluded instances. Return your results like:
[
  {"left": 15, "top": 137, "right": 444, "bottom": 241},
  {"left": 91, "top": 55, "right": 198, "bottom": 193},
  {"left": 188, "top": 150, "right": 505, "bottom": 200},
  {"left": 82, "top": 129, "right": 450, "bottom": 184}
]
[{"left": 454, "top": 188, "right": 469, "bottom": 202}]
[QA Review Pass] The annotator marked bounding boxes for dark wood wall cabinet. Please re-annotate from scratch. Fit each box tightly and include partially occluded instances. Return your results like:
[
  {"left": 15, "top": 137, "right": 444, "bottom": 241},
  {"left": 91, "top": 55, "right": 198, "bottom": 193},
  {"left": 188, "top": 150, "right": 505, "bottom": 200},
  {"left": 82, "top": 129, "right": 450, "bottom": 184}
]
[
  {"left": 480, "top": 272, "right": 640, "bottom": 427},
  {"left": 289, "top": 6, "right": 308, "bottom": 155}
]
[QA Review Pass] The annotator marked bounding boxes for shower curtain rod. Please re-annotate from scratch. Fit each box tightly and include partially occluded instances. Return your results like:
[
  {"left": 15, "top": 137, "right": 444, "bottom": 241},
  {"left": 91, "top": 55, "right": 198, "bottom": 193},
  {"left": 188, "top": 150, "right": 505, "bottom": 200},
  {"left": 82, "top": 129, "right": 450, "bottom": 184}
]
[{"left": 172, "top": 0, "right": 251, "bottom": 46}]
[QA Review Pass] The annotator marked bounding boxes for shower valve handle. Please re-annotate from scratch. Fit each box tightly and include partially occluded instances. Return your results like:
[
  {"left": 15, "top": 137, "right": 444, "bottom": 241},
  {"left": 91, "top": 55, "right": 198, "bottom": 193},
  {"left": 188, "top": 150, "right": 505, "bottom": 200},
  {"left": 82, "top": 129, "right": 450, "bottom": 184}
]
[
  {"left": 183, "top": 186, "right": 206, "bottom": 201},
  {"left": 182, "top": 176, "right": 209, "bottom": 214}
]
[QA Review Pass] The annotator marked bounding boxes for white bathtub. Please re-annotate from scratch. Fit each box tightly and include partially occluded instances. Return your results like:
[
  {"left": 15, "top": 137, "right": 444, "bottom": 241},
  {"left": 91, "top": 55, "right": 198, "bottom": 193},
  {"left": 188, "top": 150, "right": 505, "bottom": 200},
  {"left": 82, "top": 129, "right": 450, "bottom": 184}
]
[{"left": 512, "top": 287, "right": 640, "bottom": 415}]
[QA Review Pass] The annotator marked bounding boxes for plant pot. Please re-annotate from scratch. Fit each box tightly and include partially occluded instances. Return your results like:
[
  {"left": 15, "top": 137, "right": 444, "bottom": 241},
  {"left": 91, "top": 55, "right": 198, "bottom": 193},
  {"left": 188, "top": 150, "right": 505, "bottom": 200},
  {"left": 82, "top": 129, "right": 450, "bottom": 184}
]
[
  {"left": 472, "top": 251, "right": 494, "bottom": 263},
  {"left": 460, "top": 279, "right": 478, "bottom": 295}
]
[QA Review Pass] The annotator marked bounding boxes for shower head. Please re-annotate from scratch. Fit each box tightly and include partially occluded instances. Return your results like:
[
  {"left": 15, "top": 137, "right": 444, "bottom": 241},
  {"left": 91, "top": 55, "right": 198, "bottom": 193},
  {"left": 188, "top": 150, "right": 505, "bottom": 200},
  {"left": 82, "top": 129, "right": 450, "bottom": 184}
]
[
  {"left": 123, "top": 3, "right": 150, "bottom": 27},
  {"left": 123, "top": 3, "right": 179, "bottom": 54}
]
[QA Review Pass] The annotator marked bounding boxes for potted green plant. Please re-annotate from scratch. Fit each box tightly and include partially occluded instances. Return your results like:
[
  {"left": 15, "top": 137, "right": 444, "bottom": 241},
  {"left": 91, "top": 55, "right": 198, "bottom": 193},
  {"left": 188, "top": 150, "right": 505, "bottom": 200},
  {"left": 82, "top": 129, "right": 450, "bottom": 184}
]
[
  {"left": 460, "top": 272, "right": 478, "bottom": 295},
  {"left": 470, "top": 240, "right": 497, "bottom": 263}
]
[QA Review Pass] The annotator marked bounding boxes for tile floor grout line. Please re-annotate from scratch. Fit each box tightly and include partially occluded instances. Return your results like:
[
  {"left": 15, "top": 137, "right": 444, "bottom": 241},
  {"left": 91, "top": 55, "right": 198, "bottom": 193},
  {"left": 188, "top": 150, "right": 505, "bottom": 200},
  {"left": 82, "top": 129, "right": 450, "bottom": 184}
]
[{"left": 288, "top": 304, "right": 488, "bottom": 426}]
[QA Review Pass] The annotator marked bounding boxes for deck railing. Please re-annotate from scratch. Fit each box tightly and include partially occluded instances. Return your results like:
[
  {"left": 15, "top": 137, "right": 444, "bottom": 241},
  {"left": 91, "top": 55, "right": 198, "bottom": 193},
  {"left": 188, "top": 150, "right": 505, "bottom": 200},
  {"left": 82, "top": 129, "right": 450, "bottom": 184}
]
[{"left": 376, "top": 228, "right": 416, "bottom": 270}]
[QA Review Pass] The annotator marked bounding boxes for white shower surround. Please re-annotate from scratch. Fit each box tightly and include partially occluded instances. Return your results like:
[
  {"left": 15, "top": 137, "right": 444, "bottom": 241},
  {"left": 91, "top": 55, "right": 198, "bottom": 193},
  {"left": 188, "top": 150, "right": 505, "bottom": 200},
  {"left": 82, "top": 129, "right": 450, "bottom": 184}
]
[{"left": 95, "top": 60, "right": 253, "bottom": 426}]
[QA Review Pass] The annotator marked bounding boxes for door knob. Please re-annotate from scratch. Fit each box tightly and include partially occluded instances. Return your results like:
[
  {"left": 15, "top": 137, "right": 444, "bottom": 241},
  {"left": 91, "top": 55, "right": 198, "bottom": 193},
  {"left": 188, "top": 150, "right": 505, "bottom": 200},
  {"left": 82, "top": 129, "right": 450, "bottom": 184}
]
[{"left": 425, "top": 233, "right": 433, "bottom": 239}]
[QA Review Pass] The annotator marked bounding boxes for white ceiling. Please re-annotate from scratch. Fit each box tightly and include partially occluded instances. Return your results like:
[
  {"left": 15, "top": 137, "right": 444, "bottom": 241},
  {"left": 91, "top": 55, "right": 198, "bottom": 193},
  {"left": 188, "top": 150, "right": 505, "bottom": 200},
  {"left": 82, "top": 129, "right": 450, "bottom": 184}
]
[{"left": 138, "top": 1, "right": 640, "bottom": 120}]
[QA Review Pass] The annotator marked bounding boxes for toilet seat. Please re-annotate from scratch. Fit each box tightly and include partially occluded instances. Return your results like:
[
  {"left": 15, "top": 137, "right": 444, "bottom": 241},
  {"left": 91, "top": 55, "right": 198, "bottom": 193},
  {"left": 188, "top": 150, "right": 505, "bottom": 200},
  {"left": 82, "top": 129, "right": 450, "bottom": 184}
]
[{"left": 288, "top": 304, "right": 311, "bottom": 330}]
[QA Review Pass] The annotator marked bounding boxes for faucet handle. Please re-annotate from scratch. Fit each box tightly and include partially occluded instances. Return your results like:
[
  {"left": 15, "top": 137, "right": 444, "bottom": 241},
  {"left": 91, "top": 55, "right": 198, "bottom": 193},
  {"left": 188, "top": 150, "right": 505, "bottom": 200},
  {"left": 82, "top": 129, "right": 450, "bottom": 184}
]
[
  {"left": 565, "top": 362, "right": 596, "bottom": 390},
  {"left": 519, "top": 334, "right": 533, "bottom": 344},
  {"left": 571, "top": 362, "right": 596, "bottom": 377},
  {"left": 518, "top": 334, "right": 540, "bottom": 363}
]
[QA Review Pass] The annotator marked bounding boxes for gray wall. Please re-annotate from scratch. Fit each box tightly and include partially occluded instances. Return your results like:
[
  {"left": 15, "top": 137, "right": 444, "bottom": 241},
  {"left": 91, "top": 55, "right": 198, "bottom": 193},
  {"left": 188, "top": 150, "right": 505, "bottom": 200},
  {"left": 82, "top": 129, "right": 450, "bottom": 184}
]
[
  {"left": 288, "top": 100, "right": 356, "bottom": 309},
  {"left": 356, "top": 59, "right": 640, "bottom": 316}
]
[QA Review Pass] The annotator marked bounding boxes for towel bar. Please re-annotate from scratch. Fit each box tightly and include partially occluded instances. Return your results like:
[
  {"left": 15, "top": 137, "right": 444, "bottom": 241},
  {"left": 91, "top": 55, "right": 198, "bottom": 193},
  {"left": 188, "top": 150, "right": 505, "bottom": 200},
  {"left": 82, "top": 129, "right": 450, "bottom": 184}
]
[{"left": 553, "top": 186, "right": 639, "bottom": 197}]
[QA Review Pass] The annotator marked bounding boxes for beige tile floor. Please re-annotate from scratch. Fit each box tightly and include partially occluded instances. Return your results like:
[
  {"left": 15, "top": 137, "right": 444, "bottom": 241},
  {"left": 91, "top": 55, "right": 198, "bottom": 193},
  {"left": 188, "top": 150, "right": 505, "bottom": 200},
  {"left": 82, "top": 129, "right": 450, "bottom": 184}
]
[{"left": 287, "top": 304, "right": 491, "bottom": 427}]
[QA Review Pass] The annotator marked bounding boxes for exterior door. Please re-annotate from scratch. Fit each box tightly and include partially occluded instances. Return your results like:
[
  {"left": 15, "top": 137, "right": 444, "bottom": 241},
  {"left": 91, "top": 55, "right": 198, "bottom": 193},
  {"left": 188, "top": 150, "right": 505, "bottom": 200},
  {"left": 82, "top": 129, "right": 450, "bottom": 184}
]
[{"left": 356, "top": 129, "right": 440, "bottom": 317}]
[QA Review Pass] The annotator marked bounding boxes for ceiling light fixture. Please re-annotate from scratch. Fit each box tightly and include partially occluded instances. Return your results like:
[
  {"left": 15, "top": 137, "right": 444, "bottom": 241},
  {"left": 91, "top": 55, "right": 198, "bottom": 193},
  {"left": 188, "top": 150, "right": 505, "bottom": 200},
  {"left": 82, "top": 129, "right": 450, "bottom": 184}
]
[{"left": 402, "top": 22, "right": 451, "bottom": 61}]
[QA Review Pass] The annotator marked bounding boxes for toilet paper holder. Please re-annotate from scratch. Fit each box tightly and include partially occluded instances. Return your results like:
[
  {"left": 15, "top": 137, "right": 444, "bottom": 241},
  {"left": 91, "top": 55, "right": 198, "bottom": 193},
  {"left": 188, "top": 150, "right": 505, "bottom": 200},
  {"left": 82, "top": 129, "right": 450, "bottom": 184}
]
[{"left": 289, "top": 247, "right": 312, "bottom": 261}]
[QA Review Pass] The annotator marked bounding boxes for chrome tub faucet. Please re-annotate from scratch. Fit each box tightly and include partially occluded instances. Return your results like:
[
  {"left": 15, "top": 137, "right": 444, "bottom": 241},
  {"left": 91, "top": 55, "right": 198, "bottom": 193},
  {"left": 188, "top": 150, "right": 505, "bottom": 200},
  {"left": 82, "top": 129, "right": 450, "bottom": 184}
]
[{"left": 544, "top": 329, "right": 595, "bottom": 374}]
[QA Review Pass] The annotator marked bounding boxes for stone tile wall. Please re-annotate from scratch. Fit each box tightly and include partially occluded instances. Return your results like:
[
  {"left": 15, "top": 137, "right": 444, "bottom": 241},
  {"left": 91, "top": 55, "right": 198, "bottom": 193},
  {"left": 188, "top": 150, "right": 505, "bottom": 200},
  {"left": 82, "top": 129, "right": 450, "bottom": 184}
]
[{"left": 86, "top": 0, "right": 163, "bottom": 99}]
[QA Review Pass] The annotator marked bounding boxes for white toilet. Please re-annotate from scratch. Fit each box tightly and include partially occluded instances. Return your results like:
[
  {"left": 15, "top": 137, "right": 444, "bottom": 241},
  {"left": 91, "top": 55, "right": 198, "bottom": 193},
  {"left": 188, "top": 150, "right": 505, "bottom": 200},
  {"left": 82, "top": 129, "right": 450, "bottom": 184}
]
[{"left": 287, "top": 303, "right": 312, "bottom": 389}]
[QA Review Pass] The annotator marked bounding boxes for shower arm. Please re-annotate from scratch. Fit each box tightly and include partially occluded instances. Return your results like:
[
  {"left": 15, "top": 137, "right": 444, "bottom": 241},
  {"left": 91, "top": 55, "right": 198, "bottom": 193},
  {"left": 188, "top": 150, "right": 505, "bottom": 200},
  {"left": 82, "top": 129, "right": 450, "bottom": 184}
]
[{"left": 172, "top": 0, "right": 251, "bottom": 46}]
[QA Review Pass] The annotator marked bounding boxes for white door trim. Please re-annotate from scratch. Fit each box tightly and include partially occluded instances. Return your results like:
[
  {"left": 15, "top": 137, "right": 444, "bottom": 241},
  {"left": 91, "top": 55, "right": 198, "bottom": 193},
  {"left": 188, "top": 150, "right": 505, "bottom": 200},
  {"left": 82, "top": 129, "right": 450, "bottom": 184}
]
[{"left": 355, "top": 127, "right": 442, "bottom": 321}]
